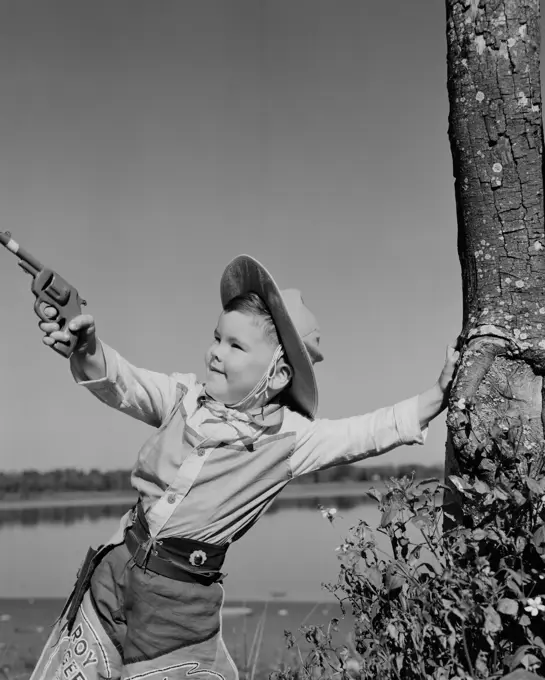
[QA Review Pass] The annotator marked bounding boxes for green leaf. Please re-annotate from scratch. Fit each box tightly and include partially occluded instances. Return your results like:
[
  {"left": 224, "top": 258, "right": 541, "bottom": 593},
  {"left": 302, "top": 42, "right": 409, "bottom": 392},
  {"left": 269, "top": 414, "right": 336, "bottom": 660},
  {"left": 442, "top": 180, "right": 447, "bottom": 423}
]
[
  {"left": 494, "top": 487, "right": 510, "bottom": 501},
  {"left": 449, "top": 475, "right": 469, "bottom": 493},
  {"left": 384, "top": 565, "right": 405, "bottom": 594},
  {"left": 380, "top": 506, "right": 397, "bottom": 527},
  {"left": 367, "top": 488, "right": 382, "bottom": 503},
  {"left": 411, "top": 512, "right": 432, "bottom": 529},
  {"left": 506, "top": 569, "right": 524, "bottom": 586},
  {"left": 417, "top": 477, "right": 440, "bottom": 486},
  {"left": 506, "top": 579, "right": 523, "bottom": 597},
  {"left": 365, "top": 566, "right": 382, "bottom": 591},
  {"left": 526, "top": 478, "right": 545, "bottom": 495},
  {"left": 516, "top": 536, "right": 527, "bottom": 552},
  {"left": 533, "top": 636, "right": 545, "bottom": 651},
  {"left": 497, "top": 598, "right": 519, "bottom": 617},
  {"left": 472, "top": 528, "right": 487, "bottom": 541},
  {"left": 484, "top": 605, "right": 502, "bottom": 634},
  {"left": 508, "top": 646, "right": 534, "bottom": 671},
  {"left": 474, "top": 479, "right": 491, "bottom": 494},
  {"left": 386, "top": 622, "right": 399, "bottom": 641},
  {"left": 521, "top": 654, "right": 541, "bottom": 670},
  {"left": 532, "top": 526, "right": 545, "bottom": 555},
  {"left": 512, "top": 490, "right": 527, "bottom": 506}
]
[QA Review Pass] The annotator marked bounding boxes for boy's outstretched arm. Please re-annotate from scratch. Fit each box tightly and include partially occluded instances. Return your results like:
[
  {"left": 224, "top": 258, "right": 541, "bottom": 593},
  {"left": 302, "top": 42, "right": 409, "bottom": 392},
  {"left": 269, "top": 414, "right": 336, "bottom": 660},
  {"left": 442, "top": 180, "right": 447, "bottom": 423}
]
[
  {"left": 288, "top": 343, "right": 460, "bottom": 478},
  {"left": 417, "top": 344, "right": 459, "bottom": 429},
  {"left": 39, "top": 305, "right": 178, "bottom": 428}
]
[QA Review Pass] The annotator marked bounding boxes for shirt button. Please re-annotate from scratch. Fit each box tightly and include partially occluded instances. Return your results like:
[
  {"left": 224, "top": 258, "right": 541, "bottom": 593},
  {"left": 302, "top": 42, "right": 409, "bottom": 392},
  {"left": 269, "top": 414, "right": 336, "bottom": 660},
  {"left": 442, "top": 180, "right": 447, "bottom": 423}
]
[{"left": 167, "top": 493, "right": 176, "bottom": 504}]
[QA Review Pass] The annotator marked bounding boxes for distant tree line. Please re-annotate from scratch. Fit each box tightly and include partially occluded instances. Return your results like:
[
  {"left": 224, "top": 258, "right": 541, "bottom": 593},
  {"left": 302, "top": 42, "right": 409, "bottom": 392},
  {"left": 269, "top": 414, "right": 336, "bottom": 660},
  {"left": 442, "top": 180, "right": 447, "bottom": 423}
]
[
  {"left": 0, "top": 468, "right": 132, "bottom": 498},
  {"left": 0, "top": 463, "right": 444, "bottom": 499}
]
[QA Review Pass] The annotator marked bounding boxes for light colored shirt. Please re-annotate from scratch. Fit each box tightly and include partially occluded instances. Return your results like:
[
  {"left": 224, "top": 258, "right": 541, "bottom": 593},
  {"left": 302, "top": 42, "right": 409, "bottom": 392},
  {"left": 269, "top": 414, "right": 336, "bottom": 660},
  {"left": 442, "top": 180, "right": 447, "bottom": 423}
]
[{"left": 72, "top": 342, "right": 427, "bottom": 546}]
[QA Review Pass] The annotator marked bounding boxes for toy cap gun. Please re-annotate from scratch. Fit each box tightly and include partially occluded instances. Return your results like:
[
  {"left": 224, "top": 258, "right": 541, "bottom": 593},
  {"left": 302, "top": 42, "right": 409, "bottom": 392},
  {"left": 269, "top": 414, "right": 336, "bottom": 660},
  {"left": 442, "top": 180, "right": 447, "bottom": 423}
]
[{"left": 0, "top": 231, "right": 87, "bottom": 357}]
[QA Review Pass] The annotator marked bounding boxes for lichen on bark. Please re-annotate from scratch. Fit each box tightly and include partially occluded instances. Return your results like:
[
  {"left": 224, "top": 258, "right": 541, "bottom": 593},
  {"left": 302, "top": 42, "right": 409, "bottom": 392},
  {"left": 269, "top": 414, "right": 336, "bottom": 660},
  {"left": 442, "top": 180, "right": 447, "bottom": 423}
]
[{"left": 445, "top": 0, "right": 545, "bottom": 518}]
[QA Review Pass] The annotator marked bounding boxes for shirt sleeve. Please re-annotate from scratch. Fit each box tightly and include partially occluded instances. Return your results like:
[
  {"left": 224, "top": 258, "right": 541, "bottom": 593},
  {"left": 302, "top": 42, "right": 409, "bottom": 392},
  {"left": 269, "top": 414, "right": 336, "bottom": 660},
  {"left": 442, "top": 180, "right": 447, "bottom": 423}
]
[
  {"left": 69, "top": 340, "right": 182, "bottom": 428},
  {"left": 288, "top": 396, "right": 428, "bottom": 478}
]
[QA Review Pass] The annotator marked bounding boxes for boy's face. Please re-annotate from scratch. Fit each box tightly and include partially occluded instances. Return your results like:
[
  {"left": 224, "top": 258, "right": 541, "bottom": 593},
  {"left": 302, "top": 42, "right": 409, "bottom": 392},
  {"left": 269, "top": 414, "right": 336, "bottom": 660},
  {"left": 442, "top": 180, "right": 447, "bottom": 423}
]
[{"left": 204, "top": 310, "right": 276, "bottom": 405}]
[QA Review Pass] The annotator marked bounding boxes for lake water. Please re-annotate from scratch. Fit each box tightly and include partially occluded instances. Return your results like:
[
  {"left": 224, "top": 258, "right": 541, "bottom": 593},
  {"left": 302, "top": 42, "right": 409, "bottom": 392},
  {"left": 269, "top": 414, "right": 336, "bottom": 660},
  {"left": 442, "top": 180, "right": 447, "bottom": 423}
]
[{"left": 0, "top": 493, "right": 422, "bottom": 602}]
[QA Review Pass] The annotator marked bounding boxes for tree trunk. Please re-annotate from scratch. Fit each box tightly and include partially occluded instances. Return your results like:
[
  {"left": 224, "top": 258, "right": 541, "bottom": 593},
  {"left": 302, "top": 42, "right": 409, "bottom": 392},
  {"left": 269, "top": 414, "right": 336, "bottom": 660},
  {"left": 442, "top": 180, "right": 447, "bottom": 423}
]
[{"left": 444, "top": 0, "right": 545, "bottom": 524}]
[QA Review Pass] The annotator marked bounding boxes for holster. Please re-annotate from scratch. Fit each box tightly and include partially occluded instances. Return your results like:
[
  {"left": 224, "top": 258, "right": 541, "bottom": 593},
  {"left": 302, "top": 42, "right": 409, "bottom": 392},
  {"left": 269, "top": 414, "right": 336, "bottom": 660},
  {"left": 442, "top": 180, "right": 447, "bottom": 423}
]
[{"left": 62, "top": 544, "right": 111, "bottom": 633}]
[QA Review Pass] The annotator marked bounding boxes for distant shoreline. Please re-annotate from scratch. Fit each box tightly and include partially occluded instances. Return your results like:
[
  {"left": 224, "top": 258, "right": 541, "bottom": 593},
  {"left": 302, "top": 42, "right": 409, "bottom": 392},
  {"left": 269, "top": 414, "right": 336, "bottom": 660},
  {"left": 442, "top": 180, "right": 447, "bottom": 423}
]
[{"left": 0, "top": 481, "right": 398, "bottom": 511}]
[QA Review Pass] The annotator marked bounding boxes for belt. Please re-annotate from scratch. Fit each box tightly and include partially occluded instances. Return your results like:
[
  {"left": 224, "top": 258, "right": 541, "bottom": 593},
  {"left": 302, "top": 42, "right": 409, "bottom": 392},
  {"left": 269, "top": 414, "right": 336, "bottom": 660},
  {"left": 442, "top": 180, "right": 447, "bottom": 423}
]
[{"left": 124, "top": 502, "right": 227, "bottom": 586}]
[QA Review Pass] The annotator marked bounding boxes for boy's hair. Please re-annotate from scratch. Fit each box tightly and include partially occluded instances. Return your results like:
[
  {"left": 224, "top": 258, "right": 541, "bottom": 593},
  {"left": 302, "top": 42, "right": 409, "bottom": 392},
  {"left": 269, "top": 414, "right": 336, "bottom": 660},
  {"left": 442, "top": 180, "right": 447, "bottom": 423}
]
[{"left": 223, "top": 292, "right": 280, "bottom": 347}]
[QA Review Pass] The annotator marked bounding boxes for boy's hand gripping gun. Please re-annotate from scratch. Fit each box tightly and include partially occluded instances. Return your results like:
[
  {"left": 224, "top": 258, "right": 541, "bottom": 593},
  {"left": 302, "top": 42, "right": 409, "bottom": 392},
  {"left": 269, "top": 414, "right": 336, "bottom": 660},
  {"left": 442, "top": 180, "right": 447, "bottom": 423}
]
[{"left": 0, "top": 231, "right": 87, "bottom": 357}]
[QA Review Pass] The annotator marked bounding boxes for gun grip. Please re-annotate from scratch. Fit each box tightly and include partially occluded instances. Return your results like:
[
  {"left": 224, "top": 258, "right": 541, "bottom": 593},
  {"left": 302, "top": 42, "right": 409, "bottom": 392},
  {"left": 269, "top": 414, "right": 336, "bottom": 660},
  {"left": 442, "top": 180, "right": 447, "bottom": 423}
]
[
  {"left": 33, "top": 296, "right": 80, "bottom": 357},
  {"left": 31, "top": 268, "right": 86, "bottom": 359}
]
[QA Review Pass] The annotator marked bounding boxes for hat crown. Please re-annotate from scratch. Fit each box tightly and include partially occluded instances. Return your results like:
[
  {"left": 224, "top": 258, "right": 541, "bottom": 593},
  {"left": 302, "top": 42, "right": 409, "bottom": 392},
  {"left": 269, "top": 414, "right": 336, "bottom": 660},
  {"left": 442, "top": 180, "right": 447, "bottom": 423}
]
[{"left": 280, "top": 289, "right": 323, "bottom": 365}]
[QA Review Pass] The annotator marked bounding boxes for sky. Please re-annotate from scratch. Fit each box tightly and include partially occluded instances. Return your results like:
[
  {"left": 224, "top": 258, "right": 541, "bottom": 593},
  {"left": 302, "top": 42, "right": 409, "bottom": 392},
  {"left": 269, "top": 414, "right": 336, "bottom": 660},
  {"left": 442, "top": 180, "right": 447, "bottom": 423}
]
[{"left": 0, "top": 0, "right": 506, "bottom": 473}]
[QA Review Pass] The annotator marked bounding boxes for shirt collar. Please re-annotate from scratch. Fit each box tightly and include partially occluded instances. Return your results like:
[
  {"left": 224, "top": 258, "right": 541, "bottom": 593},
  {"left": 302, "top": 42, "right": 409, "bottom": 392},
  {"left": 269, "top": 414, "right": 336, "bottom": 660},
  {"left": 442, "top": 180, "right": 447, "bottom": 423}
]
[{"left": 197, "top": 387, "right": 284, "bottom": 428}]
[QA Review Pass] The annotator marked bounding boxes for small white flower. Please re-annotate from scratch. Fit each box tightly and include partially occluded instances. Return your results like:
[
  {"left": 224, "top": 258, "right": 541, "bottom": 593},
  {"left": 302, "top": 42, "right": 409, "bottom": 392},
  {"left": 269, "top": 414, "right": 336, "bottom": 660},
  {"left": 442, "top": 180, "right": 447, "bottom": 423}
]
[
  {"left": 321, "top": 507, "right": 337, "bottom": 522},
  {"left": 457, "top": 398, "right": 467, "bottom": 410},
  {"left": 335, "top": 543, "right": 350, "bottom": 553},
  {"left": 345, "top": 659, "right": 361, "bottom": 673},
  {"left": 524, "top": 596, "right": 545, "bottom": 616}
]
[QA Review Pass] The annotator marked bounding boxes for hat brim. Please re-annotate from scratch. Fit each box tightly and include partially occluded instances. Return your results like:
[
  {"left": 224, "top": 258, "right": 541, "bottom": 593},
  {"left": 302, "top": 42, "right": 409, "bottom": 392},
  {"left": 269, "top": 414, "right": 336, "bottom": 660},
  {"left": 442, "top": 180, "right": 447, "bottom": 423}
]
[{"left": 220, "top": 255, "right": 318, "bottom": 418}]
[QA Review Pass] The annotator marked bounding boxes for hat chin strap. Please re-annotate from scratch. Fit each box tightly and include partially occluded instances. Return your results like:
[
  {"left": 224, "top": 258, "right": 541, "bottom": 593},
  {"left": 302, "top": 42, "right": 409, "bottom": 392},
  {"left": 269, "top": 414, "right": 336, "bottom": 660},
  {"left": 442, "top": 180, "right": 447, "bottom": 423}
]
[{"left": 227, "top": 345, "right": 285, "bottom": 413}]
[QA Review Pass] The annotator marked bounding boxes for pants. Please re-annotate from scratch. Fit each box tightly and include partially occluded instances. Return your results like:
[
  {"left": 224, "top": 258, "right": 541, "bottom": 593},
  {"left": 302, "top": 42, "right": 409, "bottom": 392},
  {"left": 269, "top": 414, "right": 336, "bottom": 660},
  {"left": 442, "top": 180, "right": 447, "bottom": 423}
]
[{"left": 30, "top": 543, "right": 239, "bottom": 680}]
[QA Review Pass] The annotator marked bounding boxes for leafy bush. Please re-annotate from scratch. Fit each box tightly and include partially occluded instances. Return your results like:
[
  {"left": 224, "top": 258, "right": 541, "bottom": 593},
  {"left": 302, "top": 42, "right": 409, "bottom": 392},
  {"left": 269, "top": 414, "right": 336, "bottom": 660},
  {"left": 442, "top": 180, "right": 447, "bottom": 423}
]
[{"left": 273, "top": 431, "right": 545, "bottom": 680}]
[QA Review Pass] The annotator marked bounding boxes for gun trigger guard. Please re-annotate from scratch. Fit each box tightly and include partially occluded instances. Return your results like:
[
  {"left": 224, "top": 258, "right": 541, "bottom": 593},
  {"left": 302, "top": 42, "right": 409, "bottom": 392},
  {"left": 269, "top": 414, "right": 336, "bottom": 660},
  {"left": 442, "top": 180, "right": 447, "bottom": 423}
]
[{"left": 34, "top": 297, "right": 55, "bottom": 322}]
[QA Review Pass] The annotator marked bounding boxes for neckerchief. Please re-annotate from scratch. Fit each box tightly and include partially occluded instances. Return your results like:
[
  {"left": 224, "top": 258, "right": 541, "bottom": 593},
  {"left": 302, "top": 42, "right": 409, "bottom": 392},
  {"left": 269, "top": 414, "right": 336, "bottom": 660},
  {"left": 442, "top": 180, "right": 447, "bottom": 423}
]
[{"left": 189, "top": 392, "right": 283, "bottom": 449}]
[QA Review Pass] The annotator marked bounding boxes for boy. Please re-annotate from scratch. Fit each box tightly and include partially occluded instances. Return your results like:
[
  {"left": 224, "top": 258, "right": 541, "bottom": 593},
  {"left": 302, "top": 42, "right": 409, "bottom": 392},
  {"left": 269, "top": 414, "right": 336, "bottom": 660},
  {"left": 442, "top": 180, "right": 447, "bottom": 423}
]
[{"left": 31, "top": 254, "right": 458, "bottom": 680}]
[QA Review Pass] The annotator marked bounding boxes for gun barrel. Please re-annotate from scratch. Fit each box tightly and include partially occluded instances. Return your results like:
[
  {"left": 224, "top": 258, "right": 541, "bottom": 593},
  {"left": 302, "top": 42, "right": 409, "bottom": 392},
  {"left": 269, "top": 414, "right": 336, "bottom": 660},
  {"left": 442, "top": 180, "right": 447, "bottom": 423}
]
[
  {"left": 0, "top": 231, "right": 13, "bottom": 248},
  {"left": 0, "top": 231, "right": 44, "bottom": 272}
]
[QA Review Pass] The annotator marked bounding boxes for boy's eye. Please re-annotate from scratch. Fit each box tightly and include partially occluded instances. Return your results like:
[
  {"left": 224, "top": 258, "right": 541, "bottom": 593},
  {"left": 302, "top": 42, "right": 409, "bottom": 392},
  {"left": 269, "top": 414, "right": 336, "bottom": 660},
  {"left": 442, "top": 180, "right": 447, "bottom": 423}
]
[{"left": 231, "top": 343, "right": 243, "bottom": 350}]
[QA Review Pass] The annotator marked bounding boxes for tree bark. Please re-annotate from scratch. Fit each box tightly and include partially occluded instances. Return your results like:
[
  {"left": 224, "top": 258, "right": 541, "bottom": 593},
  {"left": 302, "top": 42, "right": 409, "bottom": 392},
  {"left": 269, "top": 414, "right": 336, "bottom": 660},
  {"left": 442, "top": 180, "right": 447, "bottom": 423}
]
[{"left": 444, "top": 0, "right": 545, "bottom": 523}]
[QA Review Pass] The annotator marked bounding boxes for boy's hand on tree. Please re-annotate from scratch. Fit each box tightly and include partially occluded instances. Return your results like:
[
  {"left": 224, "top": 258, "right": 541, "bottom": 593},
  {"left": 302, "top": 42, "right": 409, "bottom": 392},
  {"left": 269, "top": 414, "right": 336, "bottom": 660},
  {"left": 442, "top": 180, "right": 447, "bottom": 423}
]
[
  {"left": 437, "top": 344, "right": 460, "bottom": 394},
  {"left": 39, "top": 305, "right": 97, "bottom": 356},
  {"left": 418, "top": 345, "right": 460, "bottom": 429}
]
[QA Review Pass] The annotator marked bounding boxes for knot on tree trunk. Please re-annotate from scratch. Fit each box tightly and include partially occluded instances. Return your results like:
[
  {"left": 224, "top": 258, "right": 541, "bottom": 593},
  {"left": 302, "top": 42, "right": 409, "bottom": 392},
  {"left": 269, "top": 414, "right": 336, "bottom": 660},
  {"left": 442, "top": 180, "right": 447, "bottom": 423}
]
[{"left": 447, "top": 330, "right": 545, "bottom": 485}]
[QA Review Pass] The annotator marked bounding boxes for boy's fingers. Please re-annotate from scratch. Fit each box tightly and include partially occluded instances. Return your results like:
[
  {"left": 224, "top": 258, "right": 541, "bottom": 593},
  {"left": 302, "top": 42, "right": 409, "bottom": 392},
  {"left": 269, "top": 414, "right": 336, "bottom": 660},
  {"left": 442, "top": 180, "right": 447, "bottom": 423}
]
[
  {"left": 68, "top": 314, "right": 94, "bottom": 332},
  {"left": 42, "top": 329, "right": 73, "bottom": 346},
  {"left": 50, "top": 330, "right": 72, "bottom": 343},
  {"left": 39, "top": 304, "right": 58, "bottom": 320},
  {"left": 446, "top": 345, "right": 460, "bottom": 361},
  {"left": 39, "top": 322, "right": 60, "bottom": 333}
]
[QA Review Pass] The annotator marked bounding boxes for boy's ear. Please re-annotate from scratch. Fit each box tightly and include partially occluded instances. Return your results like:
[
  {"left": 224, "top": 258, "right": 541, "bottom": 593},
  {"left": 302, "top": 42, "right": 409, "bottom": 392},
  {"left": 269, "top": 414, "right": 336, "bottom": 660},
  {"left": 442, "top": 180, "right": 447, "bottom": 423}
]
[{"left": 270, "top": 360, "right": 293, "bottom": 391}]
